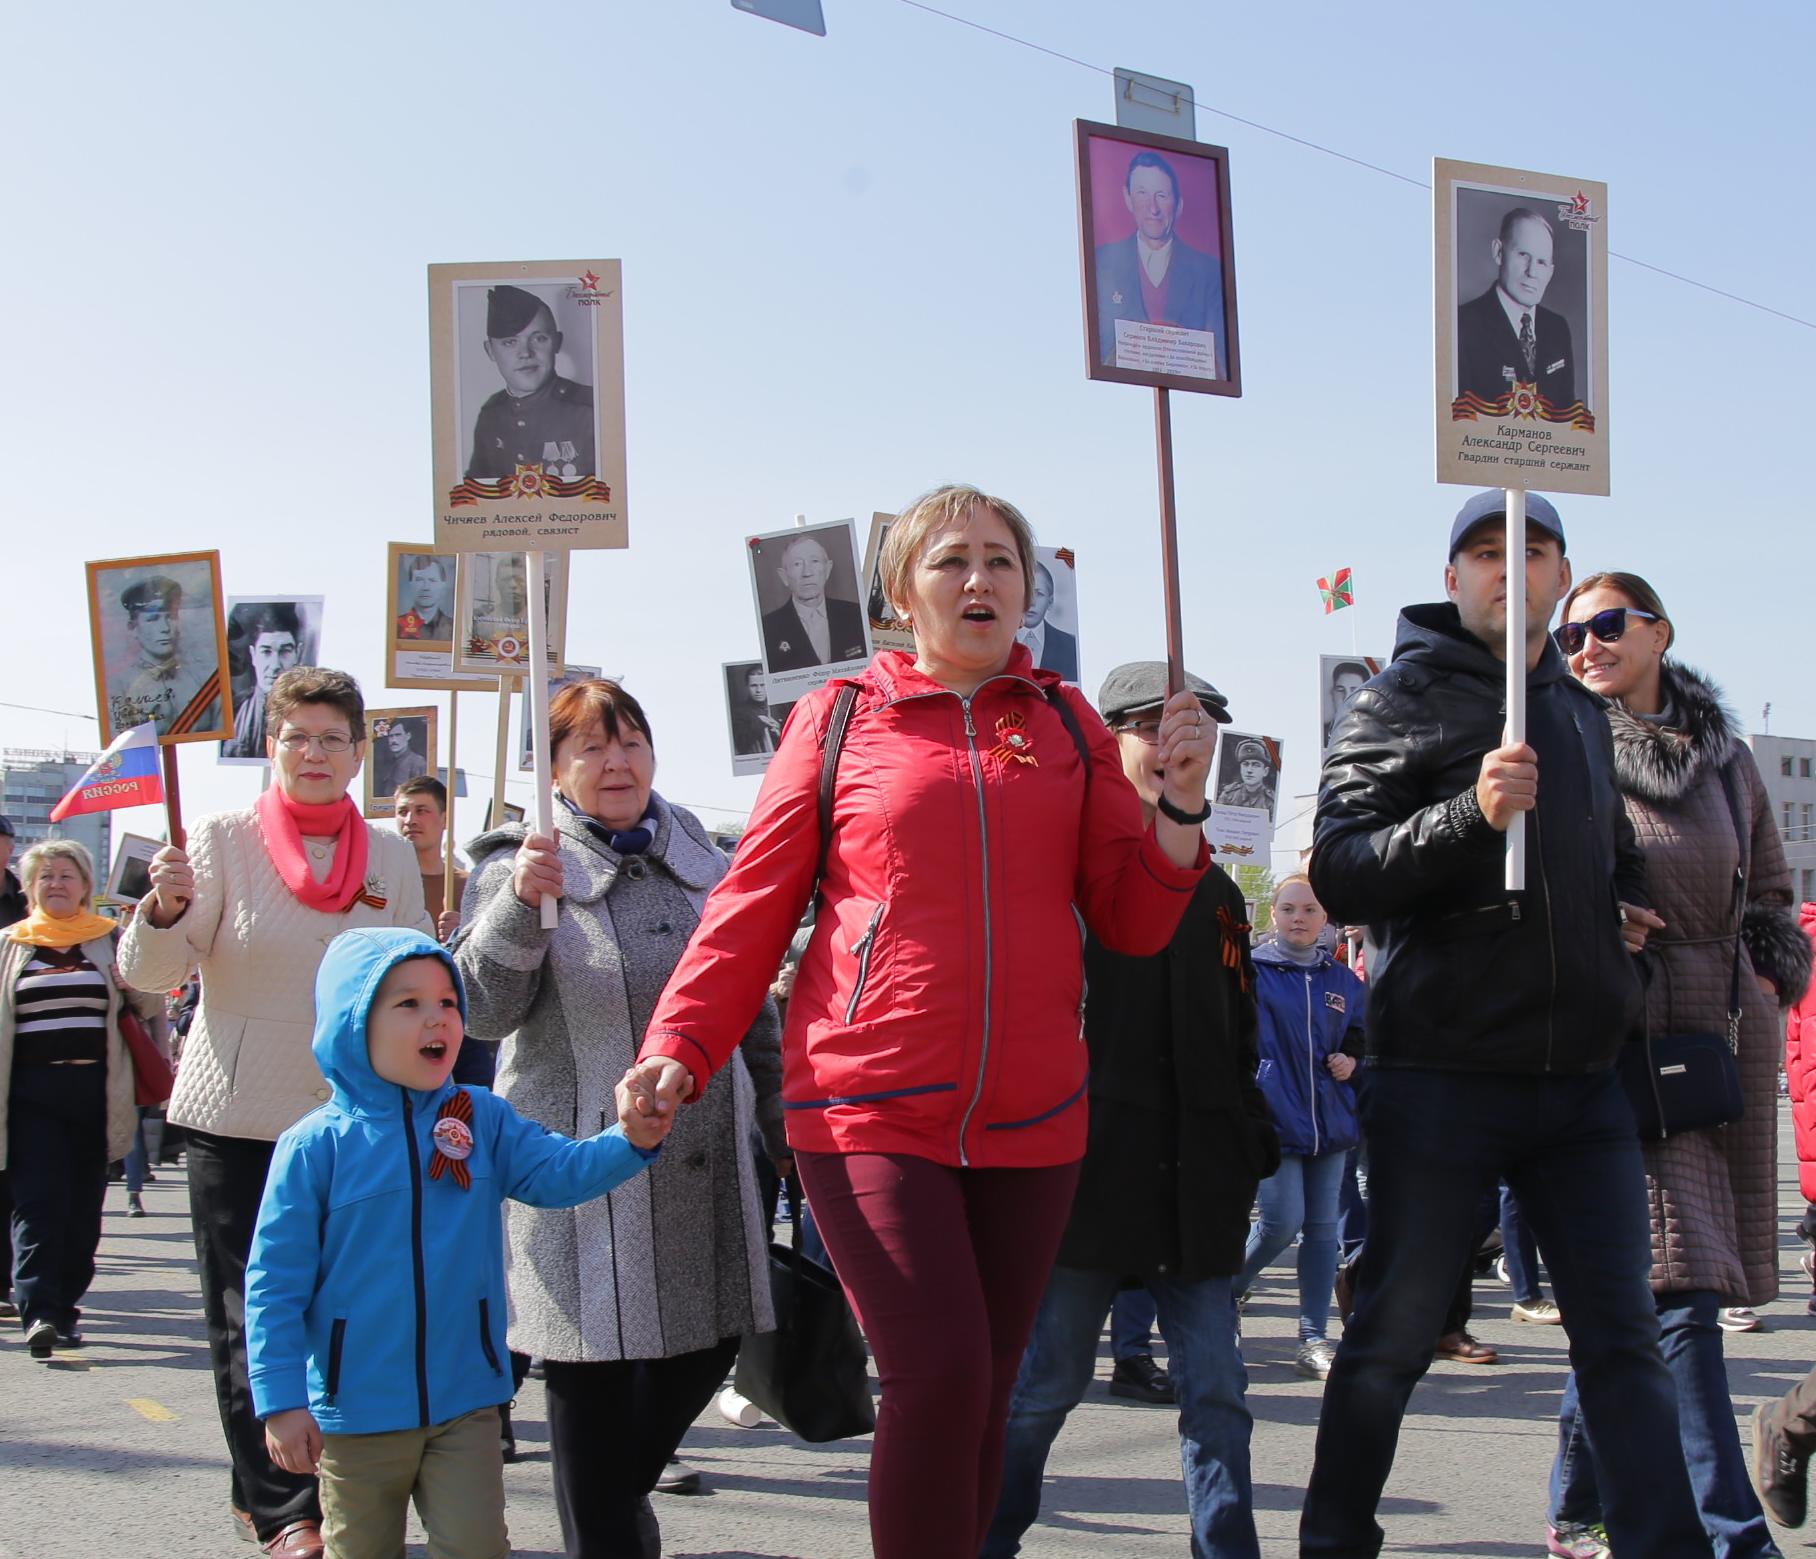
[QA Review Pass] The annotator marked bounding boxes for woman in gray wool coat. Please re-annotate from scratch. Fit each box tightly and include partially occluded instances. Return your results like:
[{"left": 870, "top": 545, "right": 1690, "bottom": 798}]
[
  {"left": 1544, "top": 572, "right": 1813, "bottom": 1559},
  {"left": 455, "top": 679, "right": 784, "bottom": 1559}
]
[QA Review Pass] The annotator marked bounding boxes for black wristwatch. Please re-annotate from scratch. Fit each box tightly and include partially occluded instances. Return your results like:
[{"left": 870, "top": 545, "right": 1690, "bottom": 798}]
[{"left": 1156, "top": 793, "right": 1212, "bottom": 826}]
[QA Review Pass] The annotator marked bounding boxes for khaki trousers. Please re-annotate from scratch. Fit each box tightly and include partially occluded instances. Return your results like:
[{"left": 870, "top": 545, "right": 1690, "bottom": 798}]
[{"left": 318, "top": 1406, "right": 507, "bottom": 1559}]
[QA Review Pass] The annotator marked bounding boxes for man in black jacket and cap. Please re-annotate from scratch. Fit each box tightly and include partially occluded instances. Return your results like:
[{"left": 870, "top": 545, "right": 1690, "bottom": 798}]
[
  {"left": 466, "top": 284, "right": 595, "bottom": 482},
  {"left": 982, "top": 662, "right": 1280, "bottom": 1559},
  {"left": 1298, "top": 493, "right": 1711, "bottom": 1558}
]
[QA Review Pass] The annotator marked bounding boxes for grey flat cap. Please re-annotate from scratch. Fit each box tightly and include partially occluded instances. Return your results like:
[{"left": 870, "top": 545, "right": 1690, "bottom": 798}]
[{"left": 1097, "top": 661, "right": 1231, "bottom": 725}]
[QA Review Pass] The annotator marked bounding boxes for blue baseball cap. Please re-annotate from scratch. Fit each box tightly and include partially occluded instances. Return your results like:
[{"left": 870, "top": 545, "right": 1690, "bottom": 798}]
[{"left": 1448, "top": 490, "right": 1565, "bottom": 558}]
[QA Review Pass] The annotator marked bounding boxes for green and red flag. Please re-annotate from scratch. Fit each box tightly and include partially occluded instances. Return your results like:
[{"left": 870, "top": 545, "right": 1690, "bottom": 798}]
[{"left": 1317, "top": 567, "right": 1354, "bottom": 615}]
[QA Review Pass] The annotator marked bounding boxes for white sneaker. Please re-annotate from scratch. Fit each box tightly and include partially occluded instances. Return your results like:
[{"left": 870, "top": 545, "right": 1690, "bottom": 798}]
[
  {"left": 716, "top": 1386, "right": 762, "bottom": 1427},
  {"left": 1513, "top": 1298, "right": 1563, "bottom": 1325},
  {"left": 1494, "top": 1255, "right": 1512, "bottom": 1286},
  {"left": 1294, "top": 1338, "right": 1338, "bottom": 1379},
  {"left": 1719, "top": 1306, "right": 1763, "bottom": 1333}
]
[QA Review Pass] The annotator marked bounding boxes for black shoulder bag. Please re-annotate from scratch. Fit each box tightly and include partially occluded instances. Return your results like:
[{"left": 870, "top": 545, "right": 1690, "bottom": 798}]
[{"left": 1617, "top": 764, "right": 1749, "bottom": 1141}]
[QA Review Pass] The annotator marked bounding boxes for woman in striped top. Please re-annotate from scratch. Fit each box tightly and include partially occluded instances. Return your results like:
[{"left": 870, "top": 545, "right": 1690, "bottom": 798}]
[{"left": 1, "top": 839, "right": 153, "bottom": 1359}]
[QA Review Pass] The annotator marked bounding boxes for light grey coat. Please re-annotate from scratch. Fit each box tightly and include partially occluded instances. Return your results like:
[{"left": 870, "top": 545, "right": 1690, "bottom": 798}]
[{"left": 454, "top": 793, "right": 782, "bottom": 1362}]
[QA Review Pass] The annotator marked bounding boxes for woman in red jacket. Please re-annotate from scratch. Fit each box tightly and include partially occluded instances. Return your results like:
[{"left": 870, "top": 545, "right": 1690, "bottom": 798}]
[{"left": 632, "top": 484, "right": 1212, "bottom": 1557}]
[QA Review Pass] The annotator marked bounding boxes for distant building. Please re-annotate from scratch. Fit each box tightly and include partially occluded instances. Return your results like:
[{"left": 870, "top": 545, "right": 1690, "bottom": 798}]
[
  {"left": 1, "top": 748, "right": 113, "bottom": 890},
  {"left": 1748, "top": 734, "right": 1816, "bottom": 905}
]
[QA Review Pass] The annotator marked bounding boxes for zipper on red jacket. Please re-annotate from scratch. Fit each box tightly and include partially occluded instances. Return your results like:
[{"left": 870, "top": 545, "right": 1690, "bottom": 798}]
[
  {"left": 955, "top": 694, "right": 995, "bottom": 1166},
  {"left": 400, "top": 1088, "right": 431, "bottom": 1429}
]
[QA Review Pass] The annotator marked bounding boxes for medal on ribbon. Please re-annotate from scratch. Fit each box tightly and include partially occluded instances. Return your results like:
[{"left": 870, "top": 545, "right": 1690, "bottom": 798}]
[
  {"left": 428, "top": 1088, "right": 475, "bottom": 1190},
  {"left": 988, "top": 710, "right": 1037, "bottom": 766}
]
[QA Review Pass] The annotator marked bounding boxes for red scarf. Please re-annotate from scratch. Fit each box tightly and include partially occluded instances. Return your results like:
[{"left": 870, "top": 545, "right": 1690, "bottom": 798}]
[{"left": 256, "top": 786, "right": 370, "bottom": 913}]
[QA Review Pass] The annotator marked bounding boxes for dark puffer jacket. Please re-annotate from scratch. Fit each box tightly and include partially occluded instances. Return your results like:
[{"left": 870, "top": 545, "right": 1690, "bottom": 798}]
[
  {"left": 1312, "top": 603, "right": 1646, "bottom": 1074},
  {"left": 1608, "top": 662, "right": 1811, "bottom": 1304},
  {"left": 1055, "top": 866, "right": 1279, "bottom": 1282}
]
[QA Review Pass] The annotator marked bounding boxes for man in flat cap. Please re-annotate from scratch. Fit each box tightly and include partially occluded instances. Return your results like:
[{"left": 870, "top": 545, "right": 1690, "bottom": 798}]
[
  {"left": 113, "top": 575, "right": 218, "bottom": 734},
  {"left": 1217, "top": 737, "right": 1277, "bottom": 814},
  {"left": 465, "top": 285, "right": 596, "bottom": 482},
  {"left": 985, "top": 661, "right": 1276, "bottom": 1558}
]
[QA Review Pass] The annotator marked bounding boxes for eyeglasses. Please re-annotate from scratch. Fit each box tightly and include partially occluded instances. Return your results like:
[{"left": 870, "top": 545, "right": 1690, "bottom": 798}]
[
  {"left": 1113, "top": 719, "right": 1164, "bottom": 744},
  {"left": 275, "top": 731, "right": 355, "bottom": 753},
  {"left": 1554, "top": 607, "right": 1660, "bottom": 657}
]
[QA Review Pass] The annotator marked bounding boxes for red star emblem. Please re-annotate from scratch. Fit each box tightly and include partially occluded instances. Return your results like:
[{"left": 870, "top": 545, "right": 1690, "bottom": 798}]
[
  {"left": 579, "top": 270, "right": 601, "bottom": 293},
  {"left": 1570, "top": 191, "right": 1591, "bottom": 217}
]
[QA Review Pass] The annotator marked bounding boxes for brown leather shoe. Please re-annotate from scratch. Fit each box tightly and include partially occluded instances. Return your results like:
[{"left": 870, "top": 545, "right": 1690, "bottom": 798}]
[
  {"left": 262, "top": 1520, "right": 324, "bottom": 1557},
  {"left": 230, "top": 1506, "right": 255, "bottom": 1544},
  {"left": 1435, "top": 1329, "right": 1498, "bottom": 1364}
]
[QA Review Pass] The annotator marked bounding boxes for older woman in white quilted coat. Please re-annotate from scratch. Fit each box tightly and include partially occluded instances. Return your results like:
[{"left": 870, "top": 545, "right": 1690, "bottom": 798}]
[
  {"left": 120, "top": 669, "right": 430, "bottom": 1558},
  {"left": 1544, "top": 574, "right": 1813, "bottom": 1559}
]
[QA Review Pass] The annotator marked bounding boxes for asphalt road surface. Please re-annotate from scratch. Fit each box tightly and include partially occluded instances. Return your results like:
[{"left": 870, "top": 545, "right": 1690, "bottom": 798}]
[{"left": 4, "top": 1108, "right": 1813, "bottom": 1557}]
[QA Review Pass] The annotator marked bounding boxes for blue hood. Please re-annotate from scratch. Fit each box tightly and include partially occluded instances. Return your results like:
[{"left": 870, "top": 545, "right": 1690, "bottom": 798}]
[{"left": 311, "top": 927, "right": 469, "bottom": 1119}]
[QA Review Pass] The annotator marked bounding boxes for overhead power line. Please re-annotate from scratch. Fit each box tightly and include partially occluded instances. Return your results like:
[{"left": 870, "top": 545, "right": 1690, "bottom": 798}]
[{"left": 892, "top": 0, "right": 1814, "bottom": 332}]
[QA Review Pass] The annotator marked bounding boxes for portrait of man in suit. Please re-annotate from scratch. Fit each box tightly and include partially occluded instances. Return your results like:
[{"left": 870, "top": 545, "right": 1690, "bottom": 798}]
[
  {"left": 1094, "top": 147, "right": 1228, "bottom": 379},
  {"left": 760, "top": 531, "right": 868, "bottom": 674},
  {"left": 1014, "top": 559, "right": 1079, "bottom": 683},
  {"left": 1456, "top": 206, "right": 1577, "bottom": 411}
]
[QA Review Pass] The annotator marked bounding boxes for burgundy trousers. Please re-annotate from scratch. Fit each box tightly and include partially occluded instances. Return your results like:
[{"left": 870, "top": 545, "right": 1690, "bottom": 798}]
[{"left": 796, "top": 1149, "right": 1080, "bottom": 1559}]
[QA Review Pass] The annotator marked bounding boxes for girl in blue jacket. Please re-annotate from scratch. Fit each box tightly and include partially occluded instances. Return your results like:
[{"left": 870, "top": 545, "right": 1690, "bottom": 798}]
[
  {"left": 246, "top": 928, "right": 667, "bottom": 1558},
  {"left": 1235, "top": 875, "right": 1365, "bottom": 1381}
]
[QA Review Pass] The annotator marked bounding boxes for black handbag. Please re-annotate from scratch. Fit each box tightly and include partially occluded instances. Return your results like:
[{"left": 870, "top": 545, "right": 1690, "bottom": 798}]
[
  {"left": 1617, "top": 764, "right": 1748, "bottom": 1141},
  {"left": 733, "top": 1177, "right": 876, "bottom": 1443}
]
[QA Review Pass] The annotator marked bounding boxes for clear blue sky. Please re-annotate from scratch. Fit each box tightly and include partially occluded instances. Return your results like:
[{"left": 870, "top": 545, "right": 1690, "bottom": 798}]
[{"left": 5, "top": 0, "right": 1810, "bottom": 863}]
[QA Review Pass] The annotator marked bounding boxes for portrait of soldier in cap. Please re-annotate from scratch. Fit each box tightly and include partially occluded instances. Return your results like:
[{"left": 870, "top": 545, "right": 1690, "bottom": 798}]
[
  {"left": 1215, "top": 733, "right": 1279, "bottom": 817},
  {"left": 395, "top": 554, "right": 455, "bottom": 642},
  {"left": 111, "top": 575, "right": 218, "bottom": 733},
  {"left": 464, "top": 284, "right": 596, "bottom": 482}
]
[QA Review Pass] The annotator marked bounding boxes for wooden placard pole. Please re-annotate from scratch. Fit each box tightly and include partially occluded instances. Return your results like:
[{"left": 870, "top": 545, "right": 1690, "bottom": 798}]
[
  {"left": 1503, "top": 487, "right": 1527, "bottom": 891},
  {"left": 493, "top": 676, "right": 515, "bottom": 831},
  {"left": 160, "top": 745, "right": 186, "bottom": 852},
  {"left": 1153, "top": 388, "right": 1185, "bottom": 697},
  {"left": 526, "top": 551, "right": 558, "bottom": 929},
  {"left": 443, "top": 691, "right": 459, "bottom": 889}
]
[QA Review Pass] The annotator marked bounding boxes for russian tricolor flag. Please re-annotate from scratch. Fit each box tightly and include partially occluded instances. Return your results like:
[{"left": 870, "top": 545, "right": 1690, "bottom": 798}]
[{"left": 50, "top": 721, "right": 164, "bottom": 821}]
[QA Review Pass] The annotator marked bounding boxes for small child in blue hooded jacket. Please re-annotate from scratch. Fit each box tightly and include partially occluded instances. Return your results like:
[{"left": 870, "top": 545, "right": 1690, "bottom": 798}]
[{"left": 246, "top": 927, "right": 669, "bottom": 1558}]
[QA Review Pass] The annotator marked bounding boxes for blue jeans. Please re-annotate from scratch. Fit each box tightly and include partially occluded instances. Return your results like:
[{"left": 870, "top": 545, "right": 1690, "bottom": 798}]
[
  {"left": 1299, "top": 1067, "right": 1710, "bottom": 1559},
  {"left": 983, "top": 1264, "right": 1256, "bottom": 1559},
  {"left": 1237, "top": 1151, "right": 1346, "bottom": 1340},
  {"left": 1499, "top": 1180, "right": 1543, "bottom": 1303},
  {"left": 123, "top": 1109, "right": 163, "bottom": 1196},
  {"left": 1110, "top": 1287, "right": 1157, "bottom": 1361},
  {"left": 1337, "top": 1146, "right": 1367, "bottom": 1262},
  {"left": 1550, "top": 1288, "right": 1779, "bottom": 1558}
]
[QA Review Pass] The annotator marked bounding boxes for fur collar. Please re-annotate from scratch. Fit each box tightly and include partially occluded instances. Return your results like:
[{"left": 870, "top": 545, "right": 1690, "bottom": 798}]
[{"left": 1605, "top": 660, "right": 1739, "bottom": 807}]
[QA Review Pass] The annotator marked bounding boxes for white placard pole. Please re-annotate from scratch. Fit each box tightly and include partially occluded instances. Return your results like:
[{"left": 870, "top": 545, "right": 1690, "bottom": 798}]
[
  {"left": 1503, "top": 488, "right": 1527, "bottom": 891},
  {"left": 492, "top": 676, "right": 515, "bottom": 831},
  {"left": 526, "top": 550, "right": 558, "bottom": 929},
  {"left": 442, "top": 692, "right": 459, "bottom": 891}
]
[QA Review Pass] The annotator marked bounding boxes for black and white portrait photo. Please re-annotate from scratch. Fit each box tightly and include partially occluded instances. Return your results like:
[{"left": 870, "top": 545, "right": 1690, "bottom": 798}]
[
  {"left": 105, "top": 833, "right": 162, "bottom": 905},
  {"left": 362, "top": 708, "right": 438, "bottom": 819},
  {"left": 429, "top": 259, "right": 630, "bottom": 552},
  {"left": 1318, "top": 653, "right": 1382, "bottom": 755},
  {"left": 747, "top": 520, "right": 871, "bottom": 706},
  {"left": 861, "top": 512, "right": 913, "bottom": 653},
  {"left": 454, "top": 551, "right": 568, "bottom": 675},
  {"left": 1214, "top": 730, "right": 1281, "bottom": 821},
  {"left": 518, "top": 664, "right": 603, "bottom": 772},
  {"left": 1014, "top": 546, "right": 1081, "bottom": 684},
  {"left": 1434, "top": 159, "right": 1608, "bottom": 496},
  {"left": 219, "top": 596, "right": 324, "bottom": 764},
  {"left": 1452, "top": 190, "right": 1591, "bottom": 416},
  {"left": 724, "top": 661, "right": 786, "bottom": 777},
  {"left": 85, "top": 550, "right": 233, "bottom": 745},
  {"left": 394, "top": 551, "right": 456, "bottom": 645},
  {"left": 455, "top": 280, "right": 597, "bottom": 483}
]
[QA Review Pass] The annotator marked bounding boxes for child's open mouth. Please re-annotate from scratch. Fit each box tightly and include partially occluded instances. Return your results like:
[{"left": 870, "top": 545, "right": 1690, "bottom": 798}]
[{"left": 420, "top": 1040, "right": 448, "bottom": 1060}]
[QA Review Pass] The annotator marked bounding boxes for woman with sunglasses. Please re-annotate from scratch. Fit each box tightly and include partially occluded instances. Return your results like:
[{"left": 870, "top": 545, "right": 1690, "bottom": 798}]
[
  {"left": 1543, "top": 573, "right": 1811, "bottom": 1559},
  {"left": 120, "top": 667, "right": 432, "bottom": 1559}
]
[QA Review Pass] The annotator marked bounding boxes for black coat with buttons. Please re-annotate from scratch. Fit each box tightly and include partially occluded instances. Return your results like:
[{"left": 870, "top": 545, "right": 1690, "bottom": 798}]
[{"left": 1055, "top": 864, "right": 1279, "bottom": 1281}]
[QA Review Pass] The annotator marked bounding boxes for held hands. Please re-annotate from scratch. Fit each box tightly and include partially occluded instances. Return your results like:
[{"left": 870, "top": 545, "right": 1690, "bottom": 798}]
[
  {"left": 264, "top": 1408, "right": 323, "bottom": 1475},
  {"left": 1326, "top": 1053, "right": 1358, "bottom": 1082},
  {"left": 1619, "top": 903, "right": 1667, "bottom": 955},
  {"left": 622, "top": 1057, "right": 696, "bottom": 1126},
  {"left": 145, "top": 844, "right": 194, "bottom": 928},
  {"left": 1154, "top": 688, "right": 1213, "bottom": 808},
  {"left": 512, "top": 833, "right": 564, "bottom": 911},
  {"left": 615, "top": 1071, "right": 674, "bottom": 1151},
  {"left": 1476, "top": 741, "right": 1539, "bottom": 831}
]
